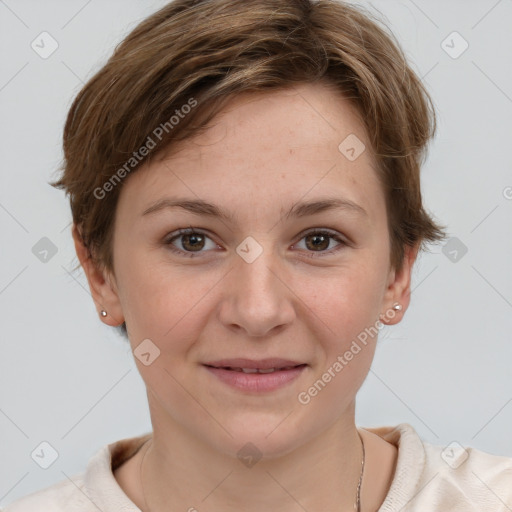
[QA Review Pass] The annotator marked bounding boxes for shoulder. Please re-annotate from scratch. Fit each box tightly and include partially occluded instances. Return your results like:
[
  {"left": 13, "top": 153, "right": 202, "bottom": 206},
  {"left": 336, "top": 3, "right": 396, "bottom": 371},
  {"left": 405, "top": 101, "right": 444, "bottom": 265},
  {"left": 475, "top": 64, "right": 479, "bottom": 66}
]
[
  {"left": 2, "top": 432, "right": 150, "bottom": 512},
  {"left": 1, "top": 474, "right": 93, "bottom": 512},
  {"left": 368, "top": 423, "right": 512, "bottom": 512},
  {"left": 421, "top": 435, "right": 512, "bottom": 510}
]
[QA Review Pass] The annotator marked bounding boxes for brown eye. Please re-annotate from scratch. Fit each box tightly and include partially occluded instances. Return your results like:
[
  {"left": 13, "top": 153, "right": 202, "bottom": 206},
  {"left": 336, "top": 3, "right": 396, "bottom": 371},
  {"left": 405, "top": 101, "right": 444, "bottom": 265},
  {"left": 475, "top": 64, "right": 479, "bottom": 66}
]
[
  {"left": 180, "top": 233, "right": 205, "bottom": 251},
  {"left": 164, "top": 228, "right": 218, "bottom": 258},
  {"left": 294, "top": 229, "right": 347, "bottom": 258},
  {"left": 304, "top": 233, "right": 330, "bottom": 251}
]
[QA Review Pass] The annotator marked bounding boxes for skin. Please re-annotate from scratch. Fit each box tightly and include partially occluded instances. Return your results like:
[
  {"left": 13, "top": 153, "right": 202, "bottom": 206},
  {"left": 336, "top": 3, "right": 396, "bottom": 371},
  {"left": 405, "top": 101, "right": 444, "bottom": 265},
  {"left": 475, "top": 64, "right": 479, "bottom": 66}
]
[{"left": 74, "top": 81, "right": 418, "bottom": 511}]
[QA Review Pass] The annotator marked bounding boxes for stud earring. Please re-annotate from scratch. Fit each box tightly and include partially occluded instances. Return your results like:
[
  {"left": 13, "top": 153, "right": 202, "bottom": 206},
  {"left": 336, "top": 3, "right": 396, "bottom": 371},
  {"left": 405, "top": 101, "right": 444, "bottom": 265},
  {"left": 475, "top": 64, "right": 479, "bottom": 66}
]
[
  {"left": 100, "top": 310, "right": 107, "bottom": 317},
  {"left": 392, "top": 303, "right": 402, "bottom": 311}
]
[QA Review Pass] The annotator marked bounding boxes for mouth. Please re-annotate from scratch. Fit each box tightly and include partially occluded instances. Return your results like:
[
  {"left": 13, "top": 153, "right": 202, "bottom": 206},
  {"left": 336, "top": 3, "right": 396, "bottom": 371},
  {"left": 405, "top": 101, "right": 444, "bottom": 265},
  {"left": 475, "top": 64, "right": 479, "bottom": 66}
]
[
  {"left": 202, "top": 359, "right": 308, "bottom": 392},
  {"left": 203, "top": 364, "right": 307, "bottom": 373}
]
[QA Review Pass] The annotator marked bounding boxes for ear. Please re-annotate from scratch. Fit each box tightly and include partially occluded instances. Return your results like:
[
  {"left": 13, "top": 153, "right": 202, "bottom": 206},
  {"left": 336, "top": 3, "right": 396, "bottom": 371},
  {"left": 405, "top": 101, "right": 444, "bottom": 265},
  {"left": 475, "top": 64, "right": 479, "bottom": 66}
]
[
  {"left": 72, "top": 223, "right": 125, "bottom": 327},
  {"left": 379, "top": 243, "right": 419, "bottom": 326}
]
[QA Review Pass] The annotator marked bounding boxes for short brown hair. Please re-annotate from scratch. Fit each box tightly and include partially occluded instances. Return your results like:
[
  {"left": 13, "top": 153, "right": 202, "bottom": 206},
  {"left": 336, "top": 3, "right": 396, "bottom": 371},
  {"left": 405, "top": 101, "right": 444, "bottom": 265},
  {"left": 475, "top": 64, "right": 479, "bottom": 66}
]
[{"left": 51, "top": 0, "right": 447, "bottom": 336}]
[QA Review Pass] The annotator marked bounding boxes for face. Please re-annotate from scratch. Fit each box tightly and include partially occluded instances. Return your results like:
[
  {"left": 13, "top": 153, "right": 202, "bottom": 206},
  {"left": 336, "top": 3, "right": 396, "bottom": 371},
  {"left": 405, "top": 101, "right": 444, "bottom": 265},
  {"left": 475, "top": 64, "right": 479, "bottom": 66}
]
[{"left": 79, "top": 82, "right": 415, "bottom": 458}]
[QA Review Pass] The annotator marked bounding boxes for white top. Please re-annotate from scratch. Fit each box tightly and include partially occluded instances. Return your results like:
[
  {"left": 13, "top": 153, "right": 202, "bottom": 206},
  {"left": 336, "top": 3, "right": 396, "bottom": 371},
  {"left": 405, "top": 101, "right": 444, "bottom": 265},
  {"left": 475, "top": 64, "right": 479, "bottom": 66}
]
[{"left": 3, "top": 423, "right": 512, "bottom": 511}]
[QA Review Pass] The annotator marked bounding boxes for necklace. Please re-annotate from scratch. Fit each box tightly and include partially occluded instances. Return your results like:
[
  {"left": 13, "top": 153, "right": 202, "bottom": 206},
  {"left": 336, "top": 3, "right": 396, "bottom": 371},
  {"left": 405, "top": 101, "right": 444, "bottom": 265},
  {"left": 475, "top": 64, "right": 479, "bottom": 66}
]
[{"left": 139, "top": 430, "right": 365, "bottom": 511}]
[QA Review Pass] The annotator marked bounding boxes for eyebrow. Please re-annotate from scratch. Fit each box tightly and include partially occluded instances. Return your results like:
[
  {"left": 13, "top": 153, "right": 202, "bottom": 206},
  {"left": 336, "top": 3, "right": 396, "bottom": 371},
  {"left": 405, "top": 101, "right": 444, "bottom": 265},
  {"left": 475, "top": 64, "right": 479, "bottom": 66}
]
[{"left": 141, "top": 197, "right": 368, "bottom": 222}]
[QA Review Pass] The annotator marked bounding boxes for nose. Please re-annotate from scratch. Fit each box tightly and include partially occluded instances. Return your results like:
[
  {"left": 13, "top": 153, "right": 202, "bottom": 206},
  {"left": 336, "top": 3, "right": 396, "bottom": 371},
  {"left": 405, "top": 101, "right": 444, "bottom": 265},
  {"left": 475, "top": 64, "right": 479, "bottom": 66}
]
[{"left": 217, "top": 244, "right": 296, "bottom": 338}]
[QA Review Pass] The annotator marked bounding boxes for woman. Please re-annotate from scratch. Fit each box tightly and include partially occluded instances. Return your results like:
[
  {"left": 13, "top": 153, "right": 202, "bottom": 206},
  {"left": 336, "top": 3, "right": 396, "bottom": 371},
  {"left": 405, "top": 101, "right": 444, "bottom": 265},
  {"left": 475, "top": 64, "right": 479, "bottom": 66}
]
[{"left": 5, "top": 0, "right": 511, "bottom": 510}]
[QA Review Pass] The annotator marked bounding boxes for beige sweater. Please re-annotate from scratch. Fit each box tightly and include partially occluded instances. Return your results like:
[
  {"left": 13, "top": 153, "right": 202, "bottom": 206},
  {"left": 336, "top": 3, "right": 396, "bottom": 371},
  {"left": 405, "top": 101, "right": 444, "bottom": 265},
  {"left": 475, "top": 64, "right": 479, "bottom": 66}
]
[{"left": 3, "top": 423, "right": 512, "bottom": 511}]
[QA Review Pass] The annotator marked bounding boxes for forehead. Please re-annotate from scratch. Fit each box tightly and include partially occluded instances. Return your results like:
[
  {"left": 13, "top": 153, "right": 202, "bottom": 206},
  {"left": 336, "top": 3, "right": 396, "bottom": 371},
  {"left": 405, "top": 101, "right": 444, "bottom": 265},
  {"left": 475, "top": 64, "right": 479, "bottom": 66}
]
[
  {"left": 164, "top": 82, "right": 373, "bottom": 163},
  {"left": 119, "top": 82, "right": 384, "bottom": 223}
]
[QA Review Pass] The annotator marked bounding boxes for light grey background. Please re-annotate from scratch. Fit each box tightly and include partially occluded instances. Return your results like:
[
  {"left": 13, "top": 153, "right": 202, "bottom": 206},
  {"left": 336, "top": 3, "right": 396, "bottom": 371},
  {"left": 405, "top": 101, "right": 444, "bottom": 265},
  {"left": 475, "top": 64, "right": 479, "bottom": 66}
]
[{"left": 1, "top": 0, "right": 511, "bottom": 507}]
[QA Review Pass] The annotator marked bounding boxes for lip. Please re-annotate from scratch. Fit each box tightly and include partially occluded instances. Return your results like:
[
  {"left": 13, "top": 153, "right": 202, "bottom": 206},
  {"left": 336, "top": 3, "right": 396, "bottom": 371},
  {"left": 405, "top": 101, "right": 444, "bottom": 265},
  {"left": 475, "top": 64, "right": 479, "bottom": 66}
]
[
  {"left": 202, "top": 360, "right": 308, "bottom": 393},
  {"left": 203, "top": 358, "right": 305, "bottom": 370}
]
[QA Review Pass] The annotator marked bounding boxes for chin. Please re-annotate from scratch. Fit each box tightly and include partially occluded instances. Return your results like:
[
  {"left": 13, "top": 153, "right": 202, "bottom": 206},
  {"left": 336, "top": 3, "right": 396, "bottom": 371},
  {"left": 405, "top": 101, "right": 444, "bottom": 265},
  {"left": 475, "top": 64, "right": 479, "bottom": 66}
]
[{"left": 211, "top": 412, "right": 316, "bottom": 460}]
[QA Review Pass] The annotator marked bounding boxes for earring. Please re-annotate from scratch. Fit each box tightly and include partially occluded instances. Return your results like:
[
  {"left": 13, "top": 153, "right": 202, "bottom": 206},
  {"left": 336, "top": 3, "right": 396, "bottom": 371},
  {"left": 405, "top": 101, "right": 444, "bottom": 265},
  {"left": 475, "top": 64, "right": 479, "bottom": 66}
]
[
  {"left": 100, "top": 310, "right": 107, "bottom": 317},
  {"left": 392, "top": 303, "right": 402, "bottom": 311}
]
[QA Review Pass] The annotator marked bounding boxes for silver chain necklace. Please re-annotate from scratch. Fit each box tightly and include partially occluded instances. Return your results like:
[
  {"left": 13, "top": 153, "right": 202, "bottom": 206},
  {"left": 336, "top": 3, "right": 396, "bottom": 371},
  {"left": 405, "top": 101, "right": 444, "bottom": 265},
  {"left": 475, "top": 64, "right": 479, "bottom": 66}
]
[{"left": 138, "top": 431, "right": 365, "bottom": 511}]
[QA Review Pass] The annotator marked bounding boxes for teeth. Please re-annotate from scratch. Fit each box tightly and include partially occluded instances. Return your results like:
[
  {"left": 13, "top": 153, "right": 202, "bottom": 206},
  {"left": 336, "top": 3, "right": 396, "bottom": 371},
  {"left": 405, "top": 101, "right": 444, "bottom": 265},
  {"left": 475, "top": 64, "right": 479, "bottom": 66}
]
[
  {"left": 225, "top": 366, "right": 299, "bottom": 373},
  {"left": 237, "top": 367, "right": 277, "bottom": 373}
]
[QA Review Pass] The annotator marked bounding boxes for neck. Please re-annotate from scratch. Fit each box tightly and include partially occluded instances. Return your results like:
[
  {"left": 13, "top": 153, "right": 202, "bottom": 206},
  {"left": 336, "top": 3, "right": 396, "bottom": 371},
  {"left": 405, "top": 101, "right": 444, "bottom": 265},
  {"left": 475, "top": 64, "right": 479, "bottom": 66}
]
[{"left": 140, "top": 401, "right": 365, "bottom": 512}]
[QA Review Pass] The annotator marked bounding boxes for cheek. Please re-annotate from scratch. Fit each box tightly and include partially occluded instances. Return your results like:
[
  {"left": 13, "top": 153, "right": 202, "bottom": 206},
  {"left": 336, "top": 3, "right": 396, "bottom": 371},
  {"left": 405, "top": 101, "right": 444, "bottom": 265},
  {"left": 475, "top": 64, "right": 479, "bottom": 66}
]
[
  {"left": 117, "top": 250, "right": 220, "bottom": 352},
  {"left": 292, "top": 255, "right": 387, "bottom": 394},
  {"left": 297, "top": 259, "right": 386, "bottom": 338},
  {"left": 293, "top": 267, "right": 383, "bottom": 416},
  {"left": 122, "top": 270, "right": 214, "bottom": 406}
]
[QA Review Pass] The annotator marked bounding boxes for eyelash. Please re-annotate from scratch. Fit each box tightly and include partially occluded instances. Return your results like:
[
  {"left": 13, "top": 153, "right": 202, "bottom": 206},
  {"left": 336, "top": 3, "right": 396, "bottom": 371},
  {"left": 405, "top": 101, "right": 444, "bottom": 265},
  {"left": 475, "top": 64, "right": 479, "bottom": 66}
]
[{"left": 163, "top": 226, "right": 348, "bottom": 259}]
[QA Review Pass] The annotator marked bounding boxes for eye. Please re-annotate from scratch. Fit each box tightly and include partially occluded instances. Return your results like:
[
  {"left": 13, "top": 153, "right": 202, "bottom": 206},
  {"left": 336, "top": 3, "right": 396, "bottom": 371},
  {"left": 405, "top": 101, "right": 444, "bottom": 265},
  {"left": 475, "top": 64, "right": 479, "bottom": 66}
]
[
  {"left": 164, "top": 227, "right": 219, "bottom": 258},
  {"left": 293, "top": 229, "right": 347, "bottom": 258},
  {"left": 163, "top": 227, "right": 348, "bottom": 259}
]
